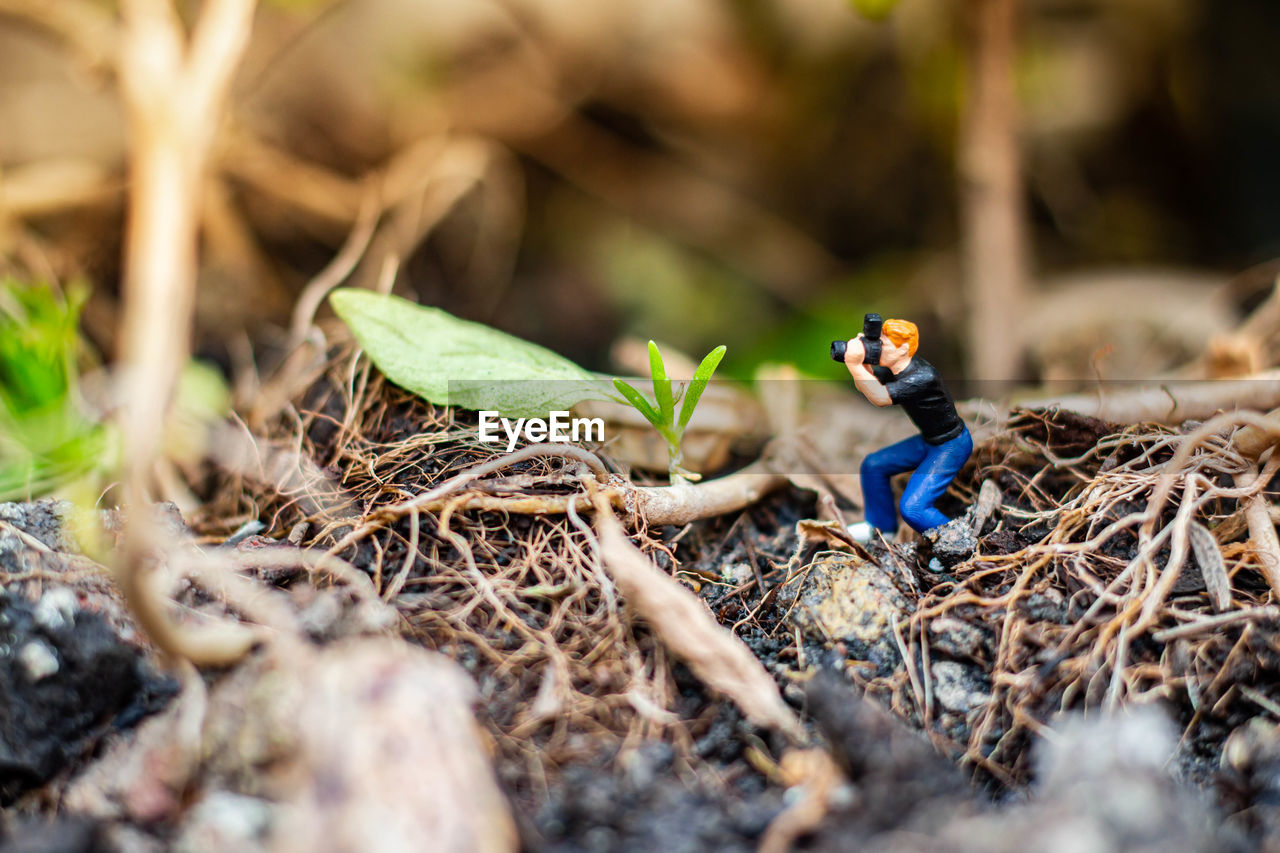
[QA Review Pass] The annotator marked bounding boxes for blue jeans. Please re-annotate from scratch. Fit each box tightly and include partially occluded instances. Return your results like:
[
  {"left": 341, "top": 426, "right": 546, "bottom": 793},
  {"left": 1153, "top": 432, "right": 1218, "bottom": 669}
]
[{"left": 861, "top": 428, "right": 973, "bottom": 534}]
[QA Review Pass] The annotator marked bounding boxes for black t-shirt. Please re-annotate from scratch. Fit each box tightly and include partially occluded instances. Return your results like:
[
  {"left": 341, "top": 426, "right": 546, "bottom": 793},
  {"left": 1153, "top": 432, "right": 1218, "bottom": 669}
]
[{"left": 876, "top": 358, "right": 965, "bottom": 445}]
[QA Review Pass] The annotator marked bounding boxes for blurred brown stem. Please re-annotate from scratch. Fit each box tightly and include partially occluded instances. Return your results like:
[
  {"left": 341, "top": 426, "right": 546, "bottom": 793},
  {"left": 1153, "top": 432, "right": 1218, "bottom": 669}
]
[
  {"left": 116, "top": 0, "right": 258, "bottom": 665},
  {"left": 959, "top": 0, "right": 1027, "bottom": 382},
  {"left": 0, "top": 0, "right": 117, "bottom": 70}
]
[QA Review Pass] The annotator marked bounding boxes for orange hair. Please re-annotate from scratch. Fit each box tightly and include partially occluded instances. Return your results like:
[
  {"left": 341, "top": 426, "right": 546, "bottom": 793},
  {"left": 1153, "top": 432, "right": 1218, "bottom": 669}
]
[{"left": 882, "top": 319, "right": 919, "bottom": 357}]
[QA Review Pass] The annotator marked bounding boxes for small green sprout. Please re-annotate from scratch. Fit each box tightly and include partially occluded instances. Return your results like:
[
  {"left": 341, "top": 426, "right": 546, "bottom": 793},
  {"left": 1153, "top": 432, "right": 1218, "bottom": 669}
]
[
  {"left": 0, "top": 278, "right": 106, "bottom": 500},
  {"left": 612, "top": 341, "right": 726, "bottom": 483}
]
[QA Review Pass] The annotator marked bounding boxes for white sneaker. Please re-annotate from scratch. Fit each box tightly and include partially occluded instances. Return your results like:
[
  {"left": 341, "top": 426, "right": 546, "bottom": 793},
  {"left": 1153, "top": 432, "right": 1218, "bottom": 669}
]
[{"left": 847, "top": 520, "right": 877, "bottom": 544}]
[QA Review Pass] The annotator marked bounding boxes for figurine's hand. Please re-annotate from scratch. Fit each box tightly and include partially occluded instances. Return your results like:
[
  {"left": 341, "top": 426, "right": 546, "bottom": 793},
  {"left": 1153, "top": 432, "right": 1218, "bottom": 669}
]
[{"left": 843, "top": 336, "right": 865, "bottom": 366}]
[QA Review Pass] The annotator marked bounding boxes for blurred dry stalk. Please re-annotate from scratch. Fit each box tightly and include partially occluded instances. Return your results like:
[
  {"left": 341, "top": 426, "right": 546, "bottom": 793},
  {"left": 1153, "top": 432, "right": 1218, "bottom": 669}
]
[
  {"left": 758, "top": 748, "right": 843, "bottom": 853},
  {"left": 0, "top": 0, "right": 855, "bottom": 358},
  {"left": 1010, "top": 370, "right": 1280, "bottom": 425},
  {"left": 960, "top": 0, "right": 1027, "bottom": 382},
  {"left": 113, "top": 0, "right": 258, "bottom": 664},
  {"left": 0, "top": 0, "right": 1248, "bottom": 389},
  {"left": 0, "top": 0, "right": 117, "bottom": 71},
  {"left": 0, "top": 0, "right": 265, "bottom": 661}
]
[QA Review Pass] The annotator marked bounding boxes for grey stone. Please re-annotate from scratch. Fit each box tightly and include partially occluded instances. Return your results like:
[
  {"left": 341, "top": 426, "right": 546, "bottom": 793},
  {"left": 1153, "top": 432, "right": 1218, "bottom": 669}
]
[
  {"left": 930, "top": 660, "right": 989, "bottom": 713},
  {"left": 18, "top": 639, "right": 59, "bottom": 681},
  {"left": 928, "top": 616, "right": 990, "bottom": 662},
  {"left": 33, "top": 588, "right": 78, "bottom": 631},
  {"left": 778, "top": 551, "right": 911, "bottom": 675},
  {"left": 175, "top": 792, "right": 274, "bottom": 852},
  {"left": 0, "top": 499, "right": 78, "bottom": 553},
  {"left": 922, "top": 518, "right": 977, "bottom": 568},
  {"left": 937, "top": 708, "right": 1232, "bottom": 852}
]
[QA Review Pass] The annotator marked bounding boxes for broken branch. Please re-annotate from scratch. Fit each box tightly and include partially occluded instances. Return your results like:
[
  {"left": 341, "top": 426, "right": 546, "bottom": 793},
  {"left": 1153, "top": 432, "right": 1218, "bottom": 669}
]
[{"left": 592, "top": 496, "right": 803, "bottom": 741}]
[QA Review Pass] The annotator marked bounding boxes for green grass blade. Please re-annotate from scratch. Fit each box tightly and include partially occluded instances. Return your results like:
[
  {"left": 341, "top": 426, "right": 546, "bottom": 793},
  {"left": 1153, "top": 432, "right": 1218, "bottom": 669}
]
[
  {"left": 612, "top": 378, "right": 664, "bottom": 428},
  {"left": 677, "top": 345, "right": 726, "bottom": 431},
  {"left": 648, "top": 340, "right": 674, "bottom": 426}
]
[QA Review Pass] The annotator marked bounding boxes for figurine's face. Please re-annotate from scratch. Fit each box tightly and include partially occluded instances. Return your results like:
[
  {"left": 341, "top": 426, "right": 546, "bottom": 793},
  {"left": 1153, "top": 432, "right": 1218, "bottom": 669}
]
[{"left": 880, "top": 337, "right": 912, "bottom": 371}]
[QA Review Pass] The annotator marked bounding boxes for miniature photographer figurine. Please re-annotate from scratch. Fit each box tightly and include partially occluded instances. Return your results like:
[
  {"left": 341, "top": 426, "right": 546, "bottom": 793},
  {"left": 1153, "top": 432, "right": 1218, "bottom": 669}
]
[{"left": 833, "top": 316, "right": 973, "bottom": 545}]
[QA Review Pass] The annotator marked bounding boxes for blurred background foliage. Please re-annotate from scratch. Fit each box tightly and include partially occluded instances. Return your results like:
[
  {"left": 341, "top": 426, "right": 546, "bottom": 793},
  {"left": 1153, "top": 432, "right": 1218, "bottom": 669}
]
[
  {"left": 0, "top": 278, "right": 104, "bottom": 498},
  {"left": 0, "top": 0, "right": 1277, "bottom": 390},
  {"left": 0, "top": 270, "right": 230, "bottom": 499}
]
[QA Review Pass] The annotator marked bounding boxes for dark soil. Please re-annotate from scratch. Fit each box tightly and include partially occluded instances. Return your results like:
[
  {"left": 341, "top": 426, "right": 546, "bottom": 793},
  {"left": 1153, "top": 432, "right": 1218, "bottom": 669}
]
[
  {"left": 528, "top": 737, "right": 781, "bottom": 853},
  {"left": 802, "top": 671, "right": 979, "bottom": 840},
  {"left": 0, "top": 590, "right": 174, "bottom": 804},
  {"left": 0, "top": 816, "right": 104, "bottom": 853}
]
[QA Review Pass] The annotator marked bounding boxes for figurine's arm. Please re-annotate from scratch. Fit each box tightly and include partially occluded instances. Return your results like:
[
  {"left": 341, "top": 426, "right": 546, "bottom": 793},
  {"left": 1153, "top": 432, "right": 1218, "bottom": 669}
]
[{"left": 844, "top": 337, "right": 893, "bottom": 407}]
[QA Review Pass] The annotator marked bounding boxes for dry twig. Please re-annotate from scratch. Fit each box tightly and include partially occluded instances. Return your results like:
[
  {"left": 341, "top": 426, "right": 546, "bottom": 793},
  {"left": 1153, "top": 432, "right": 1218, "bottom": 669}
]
[
  {"left": 115, "top": 0, "right": 259, "bottom": 665},
  {"left": 593, "top": 495, "right": 803, "bottom": 741}
]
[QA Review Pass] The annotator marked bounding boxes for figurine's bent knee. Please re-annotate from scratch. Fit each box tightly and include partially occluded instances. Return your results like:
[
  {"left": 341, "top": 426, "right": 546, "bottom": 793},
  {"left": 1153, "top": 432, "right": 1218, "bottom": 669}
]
[
  {"left": 899, "top": 493, "right": 947, "bottom": 533},
  {"left": 860, "top": 452, "right": 893, "bottom": 481}
]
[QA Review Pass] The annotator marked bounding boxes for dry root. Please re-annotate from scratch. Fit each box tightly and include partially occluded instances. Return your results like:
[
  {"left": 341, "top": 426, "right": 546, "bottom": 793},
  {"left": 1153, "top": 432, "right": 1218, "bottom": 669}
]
[
  {"left": 206, "top": 346, "right": 791, "bottom": 799},
  {"left": 860, "top": 408, "right": 1280, "bottom": 784},
  {"left": 593, "top": 495, "right": 803, "bottom": 740}
]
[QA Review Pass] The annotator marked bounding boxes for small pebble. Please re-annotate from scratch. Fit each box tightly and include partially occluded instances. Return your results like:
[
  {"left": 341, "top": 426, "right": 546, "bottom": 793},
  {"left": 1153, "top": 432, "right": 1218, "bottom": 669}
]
[
  {"left": 34, "top": 588, "right": 78, "bottom": 631},
  {"left": 18, "top": 640, "right": 59, "bottom": 681},
  {"left": 298, "top": 591, "right": 343, "bottom": 639},
  {"left": 931, "top": 660, "right": 989, "bottom": 713},
  {"left": 176, "top": 792, "right": 274, "bottom": 851},
  {"left": 287, "top": 522, "right": 310, "bottom": 545}
]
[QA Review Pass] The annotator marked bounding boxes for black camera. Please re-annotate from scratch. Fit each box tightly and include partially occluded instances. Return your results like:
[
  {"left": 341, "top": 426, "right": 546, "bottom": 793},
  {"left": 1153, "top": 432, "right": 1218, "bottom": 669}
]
[{"left": 830, "top": 313, "right": 884, "bottom": 364}]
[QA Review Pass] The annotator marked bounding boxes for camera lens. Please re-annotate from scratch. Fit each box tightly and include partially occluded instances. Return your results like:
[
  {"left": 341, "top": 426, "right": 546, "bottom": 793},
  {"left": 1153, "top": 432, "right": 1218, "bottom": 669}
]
[{"left": 830, "top": 340, "right": 847, "bottom": 362}]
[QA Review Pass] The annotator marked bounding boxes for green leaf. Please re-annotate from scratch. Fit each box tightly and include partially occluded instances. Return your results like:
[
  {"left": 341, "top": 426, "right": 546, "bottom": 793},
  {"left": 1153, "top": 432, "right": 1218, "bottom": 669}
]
[
  {"left": 330, "top": 289, "right": 614, "bottom": 419},
  {"left": 612, "top": 378, "right": 663, "bottom": 429},
  {"left": 648, "top": 340, "right": 674, "bottom": 426},
  {"left": 677, "top": 345, "right": 726, "bottom": 432}
]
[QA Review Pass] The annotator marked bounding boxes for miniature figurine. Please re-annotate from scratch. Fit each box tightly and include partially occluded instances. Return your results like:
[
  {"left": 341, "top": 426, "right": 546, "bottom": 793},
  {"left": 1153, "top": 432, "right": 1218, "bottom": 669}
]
[{"left": 832, "top": 315, "right": 973, "bottom": 544}]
